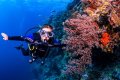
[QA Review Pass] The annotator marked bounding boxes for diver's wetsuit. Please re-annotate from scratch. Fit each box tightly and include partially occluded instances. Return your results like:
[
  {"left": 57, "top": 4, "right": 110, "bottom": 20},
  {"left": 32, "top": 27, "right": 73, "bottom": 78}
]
[{"left": 8, "top": 32, "right": 63, "bottom": 61}]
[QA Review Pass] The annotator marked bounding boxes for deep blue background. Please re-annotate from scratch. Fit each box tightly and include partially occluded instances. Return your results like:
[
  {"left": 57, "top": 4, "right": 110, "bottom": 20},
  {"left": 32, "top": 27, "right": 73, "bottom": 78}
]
[{"left": 0, "top": 0, "right": 72, "bottom": 80}]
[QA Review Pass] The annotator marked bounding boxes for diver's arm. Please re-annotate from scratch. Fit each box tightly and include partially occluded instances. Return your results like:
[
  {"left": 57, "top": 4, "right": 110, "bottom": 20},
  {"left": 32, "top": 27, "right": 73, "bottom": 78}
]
[
  {"left": 1, "top": 32, "right": 33, "bottom": 43},
  {"left": 8, "top": 36, "right": 34, "bottom": 43},
  {"left": 51, "top": 39, "right": 66, "bottom": 47},
  {"left": 1, "top": 33, "right": 25, "bottom": 41},
  {"left": 52, "top": 43, "right": 66, "bottom": 47},
  {"left": 8, "top": 36, "right": 25, "bottom": 41}
]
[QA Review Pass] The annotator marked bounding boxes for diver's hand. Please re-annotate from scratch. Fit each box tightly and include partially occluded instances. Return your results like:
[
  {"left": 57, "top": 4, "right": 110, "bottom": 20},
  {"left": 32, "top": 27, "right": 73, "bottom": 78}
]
[{"left": 1, "top": 33, "right": 8, "bottom": 40}]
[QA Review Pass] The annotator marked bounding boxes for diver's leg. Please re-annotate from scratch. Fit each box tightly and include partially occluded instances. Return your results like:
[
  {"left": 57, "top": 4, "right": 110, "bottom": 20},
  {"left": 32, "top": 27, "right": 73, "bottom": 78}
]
[
  {"left": 20, "top": 48, "right": 29, "bottom": 56},
  {"left": 15, "top": 45, "right": 29, "bottom": 56}
]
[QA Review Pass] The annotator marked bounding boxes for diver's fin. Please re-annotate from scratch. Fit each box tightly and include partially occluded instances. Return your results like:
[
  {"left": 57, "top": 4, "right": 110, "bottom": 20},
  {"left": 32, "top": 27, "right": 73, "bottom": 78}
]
[{"left": 29, "top": 58, "right": 36, "bottom": 63}]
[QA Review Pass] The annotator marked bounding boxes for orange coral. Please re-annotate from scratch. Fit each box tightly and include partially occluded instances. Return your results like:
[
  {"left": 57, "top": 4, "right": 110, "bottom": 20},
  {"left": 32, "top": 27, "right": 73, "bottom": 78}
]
[
  {"left": 83, "top": 0, "right": 111, "bottom": 20},
  {"left": 100, "top": 32, "right": 110, "bottom": 46}
]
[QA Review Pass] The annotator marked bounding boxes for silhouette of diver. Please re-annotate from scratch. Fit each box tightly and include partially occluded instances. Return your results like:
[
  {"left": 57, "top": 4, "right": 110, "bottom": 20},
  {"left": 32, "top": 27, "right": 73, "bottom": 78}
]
[{"left": 1, "top": 24, "right": 66, "bottom": 63}]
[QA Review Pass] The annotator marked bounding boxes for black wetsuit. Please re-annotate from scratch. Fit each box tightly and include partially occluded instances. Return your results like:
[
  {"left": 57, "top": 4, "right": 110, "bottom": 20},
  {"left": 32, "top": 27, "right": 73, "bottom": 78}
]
[
  {"left": 8, "top": 32, "right": 65, "bottom": 61},
  {"left": 8, "top": 33, "right": 54, "bottom": 59}
]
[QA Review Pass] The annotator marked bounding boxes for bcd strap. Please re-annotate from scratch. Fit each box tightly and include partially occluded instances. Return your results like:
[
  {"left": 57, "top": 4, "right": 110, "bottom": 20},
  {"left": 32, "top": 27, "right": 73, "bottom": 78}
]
[{"left": 28, "top": 44, "right": 35, "bottom": 51}]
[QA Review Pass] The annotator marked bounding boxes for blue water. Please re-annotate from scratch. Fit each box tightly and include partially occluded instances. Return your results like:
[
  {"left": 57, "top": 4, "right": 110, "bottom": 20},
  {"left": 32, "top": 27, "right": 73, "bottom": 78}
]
[{"left": 0, "top": 0, "right": 72, "bottom": 80}]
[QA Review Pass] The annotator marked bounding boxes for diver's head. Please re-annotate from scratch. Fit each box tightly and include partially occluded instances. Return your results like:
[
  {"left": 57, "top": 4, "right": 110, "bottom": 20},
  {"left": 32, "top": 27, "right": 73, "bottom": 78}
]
[{"left": 39, "top": 24, "right": 54, "bottom": 42}]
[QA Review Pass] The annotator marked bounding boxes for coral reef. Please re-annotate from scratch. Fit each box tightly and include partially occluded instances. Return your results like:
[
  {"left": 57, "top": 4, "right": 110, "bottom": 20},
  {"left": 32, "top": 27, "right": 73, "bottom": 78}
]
[
  {"left": 62, "top": 0, "right": 120, "bottom": 79},
  {"left": 63, "top": 12, "right": 100, "bottom": 74},
  {"left": 32, "top": 0, "right": 120, "bottom": 79}
]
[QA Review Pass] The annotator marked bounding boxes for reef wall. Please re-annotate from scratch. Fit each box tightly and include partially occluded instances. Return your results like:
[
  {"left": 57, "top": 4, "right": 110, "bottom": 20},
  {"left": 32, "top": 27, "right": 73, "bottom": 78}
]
[{"left": 33, "top": 0, "right": 120, "bottom": 80}]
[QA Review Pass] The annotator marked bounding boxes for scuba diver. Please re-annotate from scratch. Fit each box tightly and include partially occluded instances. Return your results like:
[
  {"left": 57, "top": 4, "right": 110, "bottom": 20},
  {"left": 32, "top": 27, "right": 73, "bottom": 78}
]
[{"left": 1, "top": 24, "right": 66, "bottom": 63}]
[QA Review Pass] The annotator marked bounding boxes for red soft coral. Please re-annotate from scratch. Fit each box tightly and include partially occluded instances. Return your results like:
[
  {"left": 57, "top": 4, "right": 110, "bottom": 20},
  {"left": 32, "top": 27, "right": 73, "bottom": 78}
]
[{"left": 100, "top": 32, "right": 110, "bottom": 46}]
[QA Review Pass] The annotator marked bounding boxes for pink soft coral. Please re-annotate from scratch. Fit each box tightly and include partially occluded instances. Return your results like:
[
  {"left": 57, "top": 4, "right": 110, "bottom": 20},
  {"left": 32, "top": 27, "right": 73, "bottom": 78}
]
[{"left": 63, "top": 12, "right": 100, "bottom": 74}]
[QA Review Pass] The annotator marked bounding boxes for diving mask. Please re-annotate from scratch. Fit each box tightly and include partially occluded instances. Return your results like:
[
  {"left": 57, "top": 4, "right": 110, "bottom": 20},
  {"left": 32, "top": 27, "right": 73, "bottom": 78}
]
[{"left": 39, "top": 30, "right": 54, "bottom": 38}]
